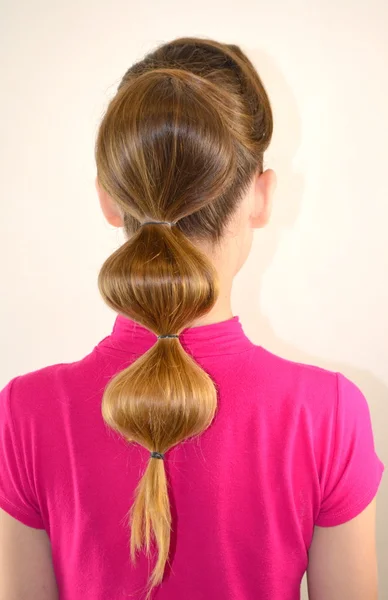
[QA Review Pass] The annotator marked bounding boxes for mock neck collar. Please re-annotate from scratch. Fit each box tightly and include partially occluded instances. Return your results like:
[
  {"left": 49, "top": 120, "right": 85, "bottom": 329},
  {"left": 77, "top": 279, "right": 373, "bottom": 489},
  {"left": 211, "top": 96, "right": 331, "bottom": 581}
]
[{"left": 96, "top": 313, "right": 255, "bottom": 358}]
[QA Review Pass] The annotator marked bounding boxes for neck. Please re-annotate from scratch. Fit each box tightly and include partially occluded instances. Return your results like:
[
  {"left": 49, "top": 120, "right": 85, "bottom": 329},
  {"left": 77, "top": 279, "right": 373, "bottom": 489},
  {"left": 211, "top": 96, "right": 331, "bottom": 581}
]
[
  {"left": 189, "top": 234, "right": 239, "bottom": 328},
  {"left": 190, "top": 274, "right": 234, "bottom": 328}
]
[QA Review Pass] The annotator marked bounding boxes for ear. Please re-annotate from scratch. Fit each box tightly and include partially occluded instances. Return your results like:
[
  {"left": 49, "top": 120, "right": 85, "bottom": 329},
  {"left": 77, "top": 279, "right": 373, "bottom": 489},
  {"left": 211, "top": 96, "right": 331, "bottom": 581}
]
[
  {"left": 95, "top": 176, "right": 124, "bottom": 228},
  {"left": 250, "top": 169, "right": 277, "bottom": 229}
]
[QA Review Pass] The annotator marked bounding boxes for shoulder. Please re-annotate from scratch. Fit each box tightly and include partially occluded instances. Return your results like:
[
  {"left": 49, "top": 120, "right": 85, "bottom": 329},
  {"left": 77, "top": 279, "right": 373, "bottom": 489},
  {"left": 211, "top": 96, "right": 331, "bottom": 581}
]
[
  {"left": 0, "top": 349, "right": 103, "bottom": 422},
  {"left": 251, "top": 345, "right": 339, "bottom": 407},
  {"left": 249, "top": 345, "right": 374, "bottom": 430},
  {"left": 251, "top": 347, "right": 384, "bottom": 513}
]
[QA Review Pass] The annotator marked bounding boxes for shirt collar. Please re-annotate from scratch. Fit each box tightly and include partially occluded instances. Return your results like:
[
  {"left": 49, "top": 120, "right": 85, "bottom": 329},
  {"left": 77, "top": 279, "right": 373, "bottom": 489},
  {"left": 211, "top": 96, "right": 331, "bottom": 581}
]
[{"left": 96, "top": 313, "right": 255, "bottom": 358}]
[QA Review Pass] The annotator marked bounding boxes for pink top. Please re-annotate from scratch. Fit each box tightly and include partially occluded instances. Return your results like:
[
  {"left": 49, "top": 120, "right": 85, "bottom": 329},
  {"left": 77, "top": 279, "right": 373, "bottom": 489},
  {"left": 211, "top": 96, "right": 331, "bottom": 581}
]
[{"left": 0, "top": 315, "right": 384, "bottom": 600}]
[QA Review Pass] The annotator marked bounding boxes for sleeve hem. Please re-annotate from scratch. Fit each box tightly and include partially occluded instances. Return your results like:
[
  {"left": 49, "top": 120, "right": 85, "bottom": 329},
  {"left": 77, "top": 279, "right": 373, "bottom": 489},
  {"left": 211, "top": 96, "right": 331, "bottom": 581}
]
[
  {"left": 316, "top": 459, "right": 385, "bottom": 527},
  {"left": 0, "top": 493, "right": 45, "bottom": 529}
]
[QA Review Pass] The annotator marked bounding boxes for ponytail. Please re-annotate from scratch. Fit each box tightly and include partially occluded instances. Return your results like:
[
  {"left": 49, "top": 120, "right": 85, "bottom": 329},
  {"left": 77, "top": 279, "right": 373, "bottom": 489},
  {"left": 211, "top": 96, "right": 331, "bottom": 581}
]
[
  {"left": 98, "top": 221, "right": 219, "bottom": 596},
  {"left": 95, "top": 36, "right": 273, "bottom": 598}
]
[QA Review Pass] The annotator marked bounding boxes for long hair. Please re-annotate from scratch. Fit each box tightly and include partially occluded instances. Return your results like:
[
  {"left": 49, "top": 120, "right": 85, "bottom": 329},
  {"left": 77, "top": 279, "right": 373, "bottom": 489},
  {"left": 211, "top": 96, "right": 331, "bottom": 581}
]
[{"left": 95, "top": 36, "right": 273, "bottom": 598}]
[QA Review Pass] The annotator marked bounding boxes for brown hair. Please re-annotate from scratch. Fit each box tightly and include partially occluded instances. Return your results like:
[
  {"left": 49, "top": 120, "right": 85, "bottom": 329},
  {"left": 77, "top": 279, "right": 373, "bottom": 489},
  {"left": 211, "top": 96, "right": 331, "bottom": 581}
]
[{"left": 95, "top": 36, "right": 273, "bottom": 598}]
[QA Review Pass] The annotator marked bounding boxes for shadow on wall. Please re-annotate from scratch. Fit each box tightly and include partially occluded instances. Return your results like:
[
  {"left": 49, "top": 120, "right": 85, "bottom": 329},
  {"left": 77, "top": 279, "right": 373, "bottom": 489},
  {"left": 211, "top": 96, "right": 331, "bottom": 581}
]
[{"left": 234, "top": 48, "right": 388, "bottom": 597}]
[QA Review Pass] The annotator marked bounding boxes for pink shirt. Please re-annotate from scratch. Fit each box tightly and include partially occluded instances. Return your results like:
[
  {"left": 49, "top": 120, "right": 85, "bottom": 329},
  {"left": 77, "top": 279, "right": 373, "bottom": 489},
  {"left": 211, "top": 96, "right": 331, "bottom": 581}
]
[{"left": 0, "top": 315, "right": 384, "bottom": 599}]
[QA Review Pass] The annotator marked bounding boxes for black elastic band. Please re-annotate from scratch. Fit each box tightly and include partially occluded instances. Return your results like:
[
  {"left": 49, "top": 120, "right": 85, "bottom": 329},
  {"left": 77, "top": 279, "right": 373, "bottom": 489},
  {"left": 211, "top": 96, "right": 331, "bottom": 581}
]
[
  {"left": 158, "top": 334, "right": 179, "bottom": 339},
  {"left": 151, "top": 451, "right": 164, "bottom": 460}
]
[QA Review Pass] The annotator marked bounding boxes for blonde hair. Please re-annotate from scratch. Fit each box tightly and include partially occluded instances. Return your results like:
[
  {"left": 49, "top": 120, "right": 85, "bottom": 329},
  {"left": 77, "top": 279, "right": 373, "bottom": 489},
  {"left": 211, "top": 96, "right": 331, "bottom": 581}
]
[{"left": 95, "top": 36, "right": 273, "bottom": 599}]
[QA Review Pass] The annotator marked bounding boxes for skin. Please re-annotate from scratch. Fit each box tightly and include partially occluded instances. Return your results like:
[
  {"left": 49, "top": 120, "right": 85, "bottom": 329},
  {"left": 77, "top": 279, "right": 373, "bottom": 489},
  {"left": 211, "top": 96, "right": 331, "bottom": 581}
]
[
  {"left": 0, "top": 168, "right": 379, "bottom": 599},
  {"left": 95, "top": 168, "right": 277, "bottom": 328}
]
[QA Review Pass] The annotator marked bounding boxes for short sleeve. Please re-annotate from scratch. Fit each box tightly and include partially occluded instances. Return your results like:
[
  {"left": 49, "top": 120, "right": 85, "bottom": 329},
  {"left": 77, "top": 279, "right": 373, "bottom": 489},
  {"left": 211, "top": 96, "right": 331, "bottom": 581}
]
[
  {"left": 316, "top": 373, "right": 384, "bottom": 527},
  {"left": 0, "top": 377, "right": 44, "bottom": 529}
]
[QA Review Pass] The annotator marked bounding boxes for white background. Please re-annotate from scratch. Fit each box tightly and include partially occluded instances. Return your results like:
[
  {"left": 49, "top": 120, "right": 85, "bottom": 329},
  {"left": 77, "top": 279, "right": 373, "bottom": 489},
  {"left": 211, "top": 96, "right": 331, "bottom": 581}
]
[{"left": 1, "top": 0, "right": 387, "bottom": 597}]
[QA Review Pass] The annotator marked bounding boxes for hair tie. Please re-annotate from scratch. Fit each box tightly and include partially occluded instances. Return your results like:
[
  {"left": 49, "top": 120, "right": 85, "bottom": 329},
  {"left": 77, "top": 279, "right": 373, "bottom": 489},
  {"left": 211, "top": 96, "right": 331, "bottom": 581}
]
[
  {"left": 151, "top": 451, "right": 164, "bottom": 460},
  {"left": 140, "top": 220, "right": 177, "bottom": 227},
  {"left": 158, "top": 334, "right": 179, "bottom": 339}
]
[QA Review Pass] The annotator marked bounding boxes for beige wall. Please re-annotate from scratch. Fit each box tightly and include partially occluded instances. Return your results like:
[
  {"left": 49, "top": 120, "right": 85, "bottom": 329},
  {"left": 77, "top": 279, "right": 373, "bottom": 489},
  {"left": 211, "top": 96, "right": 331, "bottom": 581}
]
[{"left": 1, "top": 0, "right": 387, "bottom": 596}]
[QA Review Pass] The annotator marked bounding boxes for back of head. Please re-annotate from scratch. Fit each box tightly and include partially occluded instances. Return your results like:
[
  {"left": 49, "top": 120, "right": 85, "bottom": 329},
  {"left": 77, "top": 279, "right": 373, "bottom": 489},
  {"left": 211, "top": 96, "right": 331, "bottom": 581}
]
[{"left": 94, "top": 36, "right": 273, "bottom": 599}]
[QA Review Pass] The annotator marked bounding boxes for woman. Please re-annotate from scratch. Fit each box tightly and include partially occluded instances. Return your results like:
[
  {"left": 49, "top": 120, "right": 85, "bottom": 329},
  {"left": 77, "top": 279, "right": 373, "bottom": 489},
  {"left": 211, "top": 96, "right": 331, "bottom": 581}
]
[{"left": 0, "top": 37, "right": 384, "bottom": 600}]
